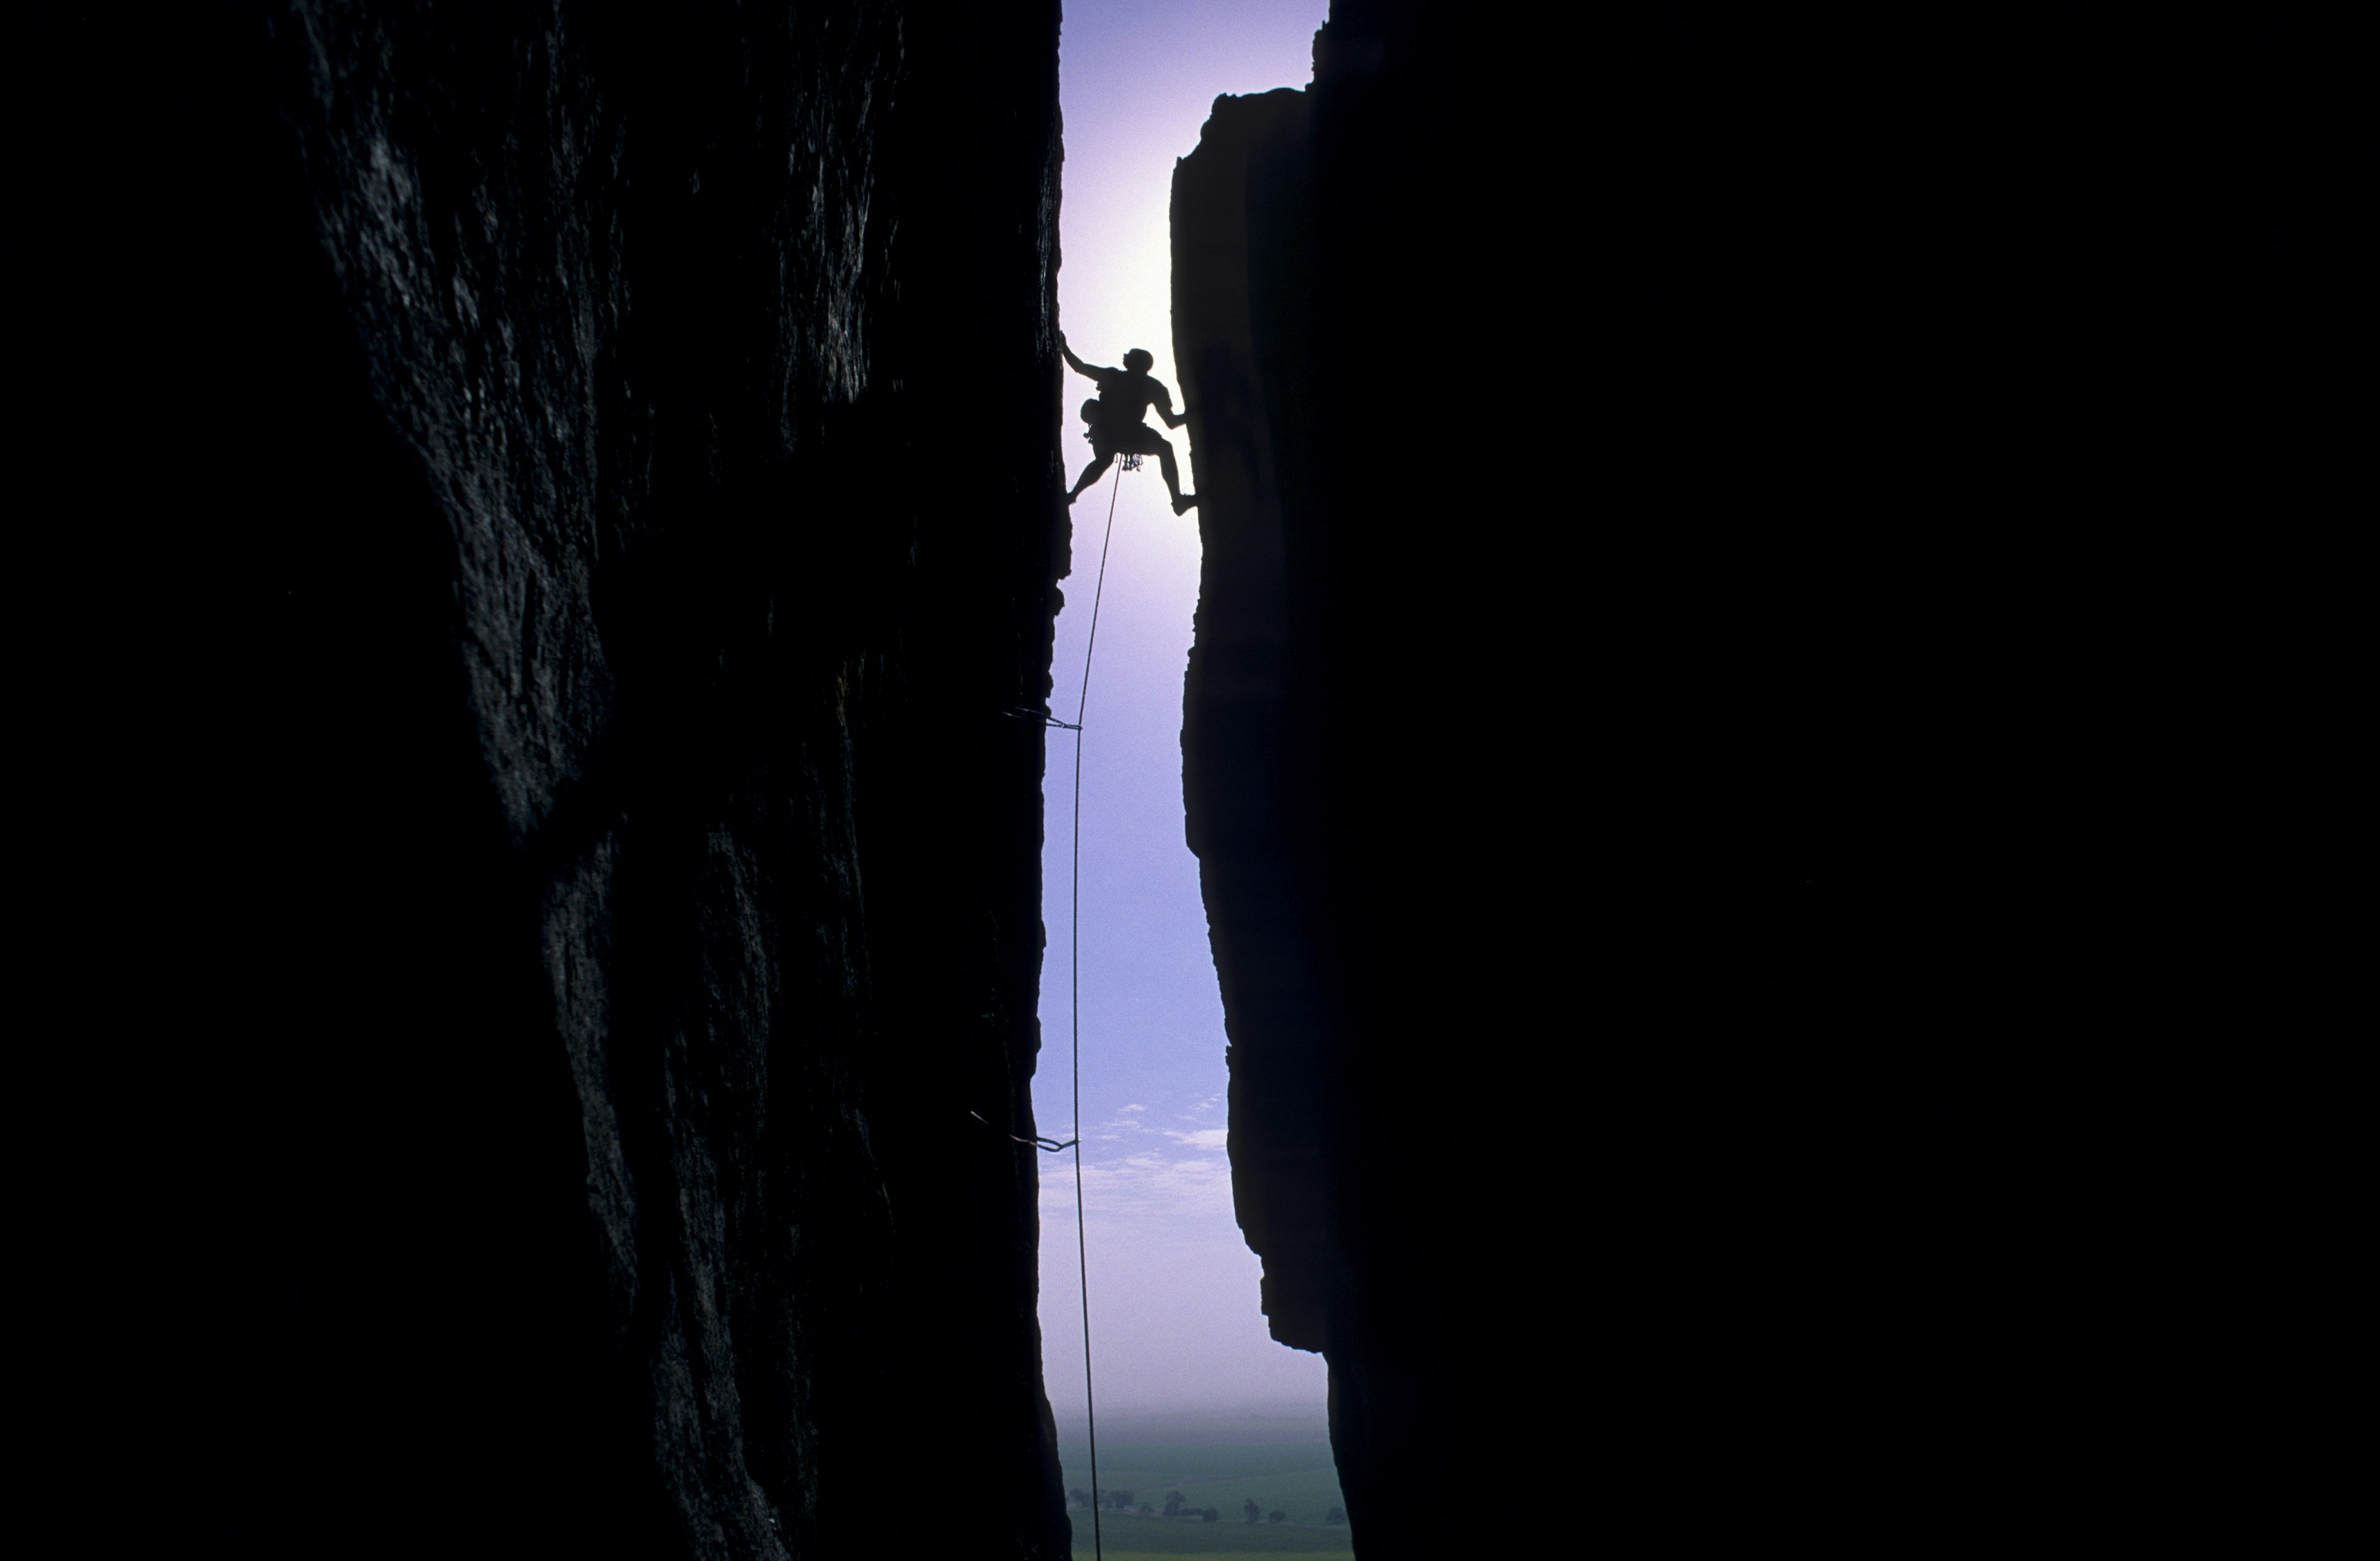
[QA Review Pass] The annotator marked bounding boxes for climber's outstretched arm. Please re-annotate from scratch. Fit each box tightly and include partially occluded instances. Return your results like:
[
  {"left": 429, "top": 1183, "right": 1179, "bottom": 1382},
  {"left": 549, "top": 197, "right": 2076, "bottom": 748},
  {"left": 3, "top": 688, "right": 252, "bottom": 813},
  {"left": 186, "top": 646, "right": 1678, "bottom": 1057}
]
[
  {"left": 1157, "top": 387, "right": 1188, "bottom": 428},
  {"left": 1059, "top": 335, "right": 1111, "bottom": 380}
]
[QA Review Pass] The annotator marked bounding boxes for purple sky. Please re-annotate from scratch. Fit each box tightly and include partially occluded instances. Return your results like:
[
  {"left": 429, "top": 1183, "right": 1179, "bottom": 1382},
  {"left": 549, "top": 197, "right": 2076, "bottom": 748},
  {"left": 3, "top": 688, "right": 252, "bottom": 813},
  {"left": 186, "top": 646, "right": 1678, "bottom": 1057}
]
[{"left": 1036, "top": 1, "right": 1328, "bottom": 1418}]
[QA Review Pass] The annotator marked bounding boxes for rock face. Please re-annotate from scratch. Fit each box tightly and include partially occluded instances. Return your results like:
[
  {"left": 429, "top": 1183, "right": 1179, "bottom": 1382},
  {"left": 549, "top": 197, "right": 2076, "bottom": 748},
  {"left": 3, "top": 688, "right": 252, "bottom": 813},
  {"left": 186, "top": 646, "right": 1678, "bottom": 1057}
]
[
  {"left": 20, "top": 5, "right": 1070, "bottom": 1557},
  {"left": 1176, "top": 4, "right": 2343, "bottom": 1554}
]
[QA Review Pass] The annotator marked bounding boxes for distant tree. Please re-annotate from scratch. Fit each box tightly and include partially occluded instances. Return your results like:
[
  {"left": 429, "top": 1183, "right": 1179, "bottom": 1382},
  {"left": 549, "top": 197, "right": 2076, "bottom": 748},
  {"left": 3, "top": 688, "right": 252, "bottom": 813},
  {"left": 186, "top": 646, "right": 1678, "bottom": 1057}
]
[
  {"left": 1138, "top": 1503, "right": 1154, "bottom": 1515},
  {"left": 1106, "top": 1489, "right": 1134, "bottom": 1512},
  {"left": 1201, "top": 1507, "right": 1220, "bottom": 1523},
  {"left": 1269, "top": 1511, "right": 1286, "bottom": 1524},
  {"left": 1324, "top": 1506, "right": 1347, "bottom": 1524},
  {"left": 1162, "top": 1492, "right": 1185, "bottom": 1518},
  {"left": 1067, "top": 1488, "right": 1091, "bottom": 1510},
  {"left": 1244, "top": 1499, "right": 1261, "bottom": 1524}
]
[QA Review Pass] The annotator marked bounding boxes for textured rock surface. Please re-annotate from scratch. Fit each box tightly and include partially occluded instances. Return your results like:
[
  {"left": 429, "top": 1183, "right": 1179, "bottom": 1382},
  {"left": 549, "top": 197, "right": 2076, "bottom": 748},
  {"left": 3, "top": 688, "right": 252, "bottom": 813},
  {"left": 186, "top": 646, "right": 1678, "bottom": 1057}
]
[
  {"left": 1176, "top": 4, "right": 2345, "bottom": 1554},
  {"left": 20, "top": 5, "right": 1070, "bottom": 1557}
]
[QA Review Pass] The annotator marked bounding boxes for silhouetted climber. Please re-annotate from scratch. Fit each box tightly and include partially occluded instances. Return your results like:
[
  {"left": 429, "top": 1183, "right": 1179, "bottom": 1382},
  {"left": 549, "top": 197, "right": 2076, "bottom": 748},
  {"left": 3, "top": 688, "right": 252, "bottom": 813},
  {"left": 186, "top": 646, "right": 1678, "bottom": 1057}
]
[{"left": 1062, "top": 334, "right": 1196, "bottom": 513}]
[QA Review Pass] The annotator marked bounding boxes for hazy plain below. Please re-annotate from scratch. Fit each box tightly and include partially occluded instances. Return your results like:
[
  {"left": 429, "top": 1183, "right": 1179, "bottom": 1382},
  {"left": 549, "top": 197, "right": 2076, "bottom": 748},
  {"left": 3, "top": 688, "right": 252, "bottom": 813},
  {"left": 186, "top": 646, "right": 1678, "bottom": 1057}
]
[{"left": 1055, "top": 1406, "right": 1351, "bottom": 1557}]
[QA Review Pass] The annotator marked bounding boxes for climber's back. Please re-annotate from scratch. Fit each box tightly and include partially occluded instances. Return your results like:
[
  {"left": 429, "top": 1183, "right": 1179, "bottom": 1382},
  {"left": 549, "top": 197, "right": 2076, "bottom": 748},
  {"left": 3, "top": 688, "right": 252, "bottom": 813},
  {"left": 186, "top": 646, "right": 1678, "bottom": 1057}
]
[{"left": 1091, "top": 356, "right": 1172, "bottom": 434}]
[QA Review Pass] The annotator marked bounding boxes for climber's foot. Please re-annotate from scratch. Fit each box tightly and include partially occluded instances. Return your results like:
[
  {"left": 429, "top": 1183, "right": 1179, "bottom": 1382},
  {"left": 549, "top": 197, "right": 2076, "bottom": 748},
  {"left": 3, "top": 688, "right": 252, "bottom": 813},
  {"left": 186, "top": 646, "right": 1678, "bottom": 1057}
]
[
  {"left": 1172, "top": 493, "right": 1199, "bottom": 515},
  {"left": 1066, "top": 488, "right": 1083, "bottom": 506}
]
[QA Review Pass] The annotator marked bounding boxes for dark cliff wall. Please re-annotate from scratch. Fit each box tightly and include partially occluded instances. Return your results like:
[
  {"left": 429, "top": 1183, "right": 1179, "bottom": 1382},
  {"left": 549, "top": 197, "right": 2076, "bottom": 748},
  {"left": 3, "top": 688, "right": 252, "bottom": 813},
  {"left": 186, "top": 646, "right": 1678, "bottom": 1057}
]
[
  {"left": 19, "top": 6, "right": 1070, "bottom": 1557},
  {"left": 1172, "top": 87, "right": 1331, "bottom": 1350},
  {"left": 1178, "top": 5, "right": 2347, "bottom": 1554}
]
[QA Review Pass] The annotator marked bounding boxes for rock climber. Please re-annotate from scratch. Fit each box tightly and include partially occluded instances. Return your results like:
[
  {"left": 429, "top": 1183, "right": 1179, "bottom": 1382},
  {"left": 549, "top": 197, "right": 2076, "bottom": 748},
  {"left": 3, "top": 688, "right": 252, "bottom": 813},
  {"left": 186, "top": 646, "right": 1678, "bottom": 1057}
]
[{"left": 1061, "top": 333, "right": 1197, "bottom": 514}]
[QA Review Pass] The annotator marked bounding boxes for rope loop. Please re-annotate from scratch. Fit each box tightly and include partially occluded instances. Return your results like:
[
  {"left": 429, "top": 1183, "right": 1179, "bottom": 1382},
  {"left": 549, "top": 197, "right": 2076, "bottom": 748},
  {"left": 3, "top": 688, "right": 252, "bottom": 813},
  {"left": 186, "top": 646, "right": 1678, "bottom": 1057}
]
[{"left": 969, "top": 1110, "right": 1078, "bottom": 1153}]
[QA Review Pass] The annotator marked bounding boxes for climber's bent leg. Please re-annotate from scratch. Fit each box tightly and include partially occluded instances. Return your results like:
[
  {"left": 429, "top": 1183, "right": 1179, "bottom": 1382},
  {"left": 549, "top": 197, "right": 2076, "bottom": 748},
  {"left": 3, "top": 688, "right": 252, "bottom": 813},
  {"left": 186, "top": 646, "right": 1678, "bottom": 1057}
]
[
  {"left": 1068, "top": 451, "right": 1116, "bottom": 504},
  {"left": 1157, "top": 441, "right": 1197, "bottom": 514}
]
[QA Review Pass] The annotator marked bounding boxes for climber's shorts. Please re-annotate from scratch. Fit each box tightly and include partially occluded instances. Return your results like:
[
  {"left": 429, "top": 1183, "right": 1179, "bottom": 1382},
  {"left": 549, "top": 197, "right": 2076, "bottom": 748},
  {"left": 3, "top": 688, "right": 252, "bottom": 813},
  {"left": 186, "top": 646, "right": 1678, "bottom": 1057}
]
[{"left": 1091, "top": 421, "right": 1168, "bottom": 457}]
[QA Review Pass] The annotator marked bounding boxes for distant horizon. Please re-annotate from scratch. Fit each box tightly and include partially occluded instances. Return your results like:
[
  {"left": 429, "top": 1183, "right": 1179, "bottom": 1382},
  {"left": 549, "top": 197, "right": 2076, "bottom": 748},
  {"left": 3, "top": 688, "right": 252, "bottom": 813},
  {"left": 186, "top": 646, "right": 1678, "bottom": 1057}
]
[{"left": 1052, "top": 1401, "right": 1331, "bottom": 1435}]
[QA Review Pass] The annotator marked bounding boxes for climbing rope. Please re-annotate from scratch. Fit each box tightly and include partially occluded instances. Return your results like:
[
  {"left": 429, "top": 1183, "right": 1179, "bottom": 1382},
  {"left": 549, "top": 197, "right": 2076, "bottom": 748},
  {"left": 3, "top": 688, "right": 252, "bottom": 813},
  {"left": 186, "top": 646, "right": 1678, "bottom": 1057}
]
[
  {"left": 980, "top": 458, "right": 1129, "bottom": 1553},
  {"left": 1065, "top": 459, "right": 1126, "bottom": 1561}
]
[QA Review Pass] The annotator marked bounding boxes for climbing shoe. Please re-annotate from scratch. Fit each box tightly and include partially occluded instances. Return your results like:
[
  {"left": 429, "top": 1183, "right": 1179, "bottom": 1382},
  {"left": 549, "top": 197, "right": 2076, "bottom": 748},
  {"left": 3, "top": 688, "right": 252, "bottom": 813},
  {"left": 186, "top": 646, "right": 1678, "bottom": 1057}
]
[{"left": 1172, "top": 493, "right": 1199, "bottom": 515}]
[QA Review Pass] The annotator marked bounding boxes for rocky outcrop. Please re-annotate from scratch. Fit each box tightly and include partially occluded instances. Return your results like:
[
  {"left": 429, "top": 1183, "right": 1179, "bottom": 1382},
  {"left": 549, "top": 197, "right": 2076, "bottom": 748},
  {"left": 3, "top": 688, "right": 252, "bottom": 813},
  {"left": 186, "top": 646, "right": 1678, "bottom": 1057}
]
[
  {"left": 1177, "top": 4, "right": 2343, "bottom": 1554},
  {"left": 20, "top": 5, "right": 1070, "bottom": 1557},
  {"left": 1173, "top": 87, "right": 1332, "bottom": 1353}
]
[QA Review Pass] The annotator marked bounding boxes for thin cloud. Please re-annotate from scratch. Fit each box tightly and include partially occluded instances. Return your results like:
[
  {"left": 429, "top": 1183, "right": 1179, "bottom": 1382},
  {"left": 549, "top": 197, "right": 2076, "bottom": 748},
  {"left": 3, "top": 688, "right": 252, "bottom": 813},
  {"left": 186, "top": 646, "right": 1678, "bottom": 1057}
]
[{"left": 1042, "top": 1138, "right": 1237, "bottom": 1226}]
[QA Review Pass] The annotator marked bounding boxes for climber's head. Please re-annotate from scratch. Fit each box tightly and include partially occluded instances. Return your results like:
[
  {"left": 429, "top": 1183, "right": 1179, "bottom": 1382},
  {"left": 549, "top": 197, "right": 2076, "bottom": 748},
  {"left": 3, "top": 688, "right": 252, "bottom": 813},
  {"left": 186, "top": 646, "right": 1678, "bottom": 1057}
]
[{"left": 1123, "top": 348, "right": 1154, "bottom": 372}]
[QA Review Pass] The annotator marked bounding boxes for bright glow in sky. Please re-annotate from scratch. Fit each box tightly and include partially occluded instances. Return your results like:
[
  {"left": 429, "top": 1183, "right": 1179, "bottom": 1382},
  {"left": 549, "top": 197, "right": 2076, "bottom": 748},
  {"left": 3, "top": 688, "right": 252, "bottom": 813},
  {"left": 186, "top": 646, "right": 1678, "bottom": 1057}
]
[{"left": 1036, "top": 0, "right": 1328, "bottom": 1418}]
